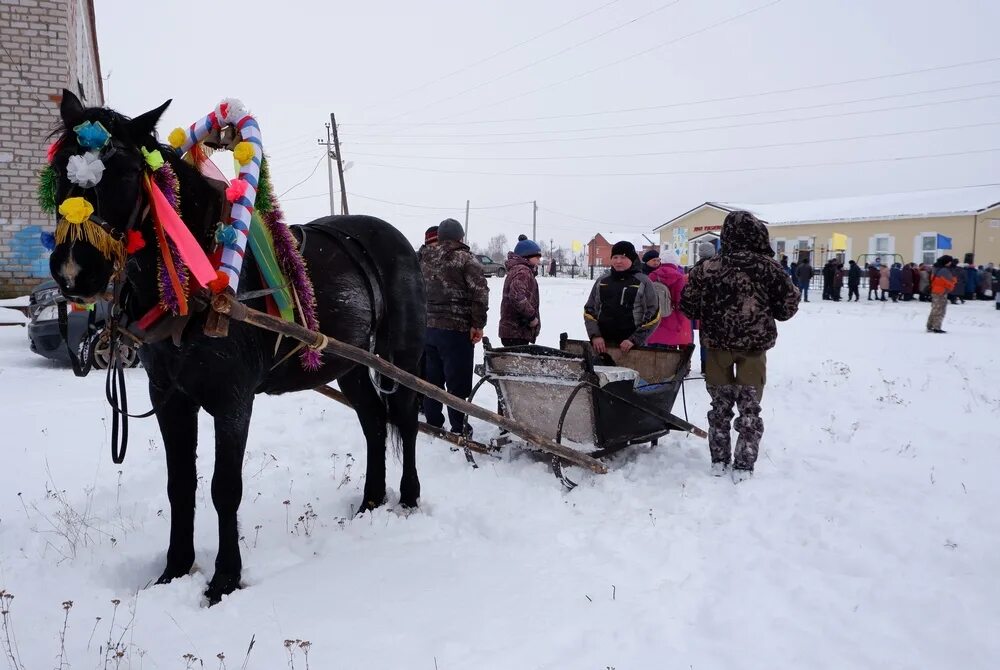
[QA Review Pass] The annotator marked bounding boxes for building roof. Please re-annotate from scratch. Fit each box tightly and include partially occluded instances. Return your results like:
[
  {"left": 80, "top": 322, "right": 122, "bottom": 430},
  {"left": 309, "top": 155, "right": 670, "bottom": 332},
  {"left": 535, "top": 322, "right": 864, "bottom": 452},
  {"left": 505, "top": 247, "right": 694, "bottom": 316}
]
[
  {"left": 594, "top": 232, "right": 657, "bottom": 248},
  {"left": 656, "top": 185, "right": 1000, "bottom": 230}
]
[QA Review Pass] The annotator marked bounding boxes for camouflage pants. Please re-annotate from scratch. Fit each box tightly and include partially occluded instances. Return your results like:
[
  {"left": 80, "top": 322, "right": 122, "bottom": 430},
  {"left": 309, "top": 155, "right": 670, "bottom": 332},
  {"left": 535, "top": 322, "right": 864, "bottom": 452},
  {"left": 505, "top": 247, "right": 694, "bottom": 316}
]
[
  {"left": 706, "top": 385, "right": 764, "bottom": 470},
  {"left": 926, "top": 292, "right": 948, "bottom": 330}
]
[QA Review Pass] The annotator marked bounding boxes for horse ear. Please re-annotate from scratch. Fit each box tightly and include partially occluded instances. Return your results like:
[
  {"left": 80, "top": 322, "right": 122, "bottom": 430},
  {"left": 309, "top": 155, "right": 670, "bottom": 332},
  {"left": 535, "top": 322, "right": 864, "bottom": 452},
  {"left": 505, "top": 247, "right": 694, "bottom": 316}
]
[
  {"left": 59, "top": 88, "right": 86, "bottom": 128},
  {"left": 128, "top": 99, "right": 172, "bottom": 141}
]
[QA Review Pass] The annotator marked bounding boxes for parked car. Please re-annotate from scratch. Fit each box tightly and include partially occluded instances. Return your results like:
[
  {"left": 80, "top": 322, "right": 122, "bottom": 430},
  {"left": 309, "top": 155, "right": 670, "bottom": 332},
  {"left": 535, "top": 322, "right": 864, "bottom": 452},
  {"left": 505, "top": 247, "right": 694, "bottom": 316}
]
[
  {"left": 477, "top": 254, "right": 506, "bottom": 278},
  {"left": 27, "top": 279, "right": 139, "bottom": 368}
]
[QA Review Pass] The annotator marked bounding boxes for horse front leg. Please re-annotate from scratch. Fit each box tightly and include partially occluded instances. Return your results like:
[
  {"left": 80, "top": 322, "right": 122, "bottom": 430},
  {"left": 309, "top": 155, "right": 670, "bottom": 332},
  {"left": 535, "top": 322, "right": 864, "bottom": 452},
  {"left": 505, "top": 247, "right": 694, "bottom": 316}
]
[
  {"left": 205, "top": 398, "right": 253, "bottom": 605},
  {"left": 154, "top": 391, "right": 200, "bottom": 585}
]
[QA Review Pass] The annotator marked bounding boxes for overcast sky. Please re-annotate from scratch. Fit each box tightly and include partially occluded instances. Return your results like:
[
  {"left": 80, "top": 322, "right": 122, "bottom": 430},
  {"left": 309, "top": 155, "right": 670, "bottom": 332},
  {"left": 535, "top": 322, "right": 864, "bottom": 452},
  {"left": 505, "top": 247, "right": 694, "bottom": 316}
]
[{"left": 94, "top": 0, "right": 1000, "bottom": 251}]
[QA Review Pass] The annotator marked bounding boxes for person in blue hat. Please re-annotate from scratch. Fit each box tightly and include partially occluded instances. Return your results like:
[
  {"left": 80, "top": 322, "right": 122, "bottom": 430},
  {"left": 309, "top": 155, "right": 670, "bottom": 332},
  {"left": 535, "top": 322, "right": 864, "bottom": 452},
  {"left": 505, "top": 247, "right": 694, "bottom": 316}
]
[{"left": 499, "top": 238, "right": 542, "bottom": 346}]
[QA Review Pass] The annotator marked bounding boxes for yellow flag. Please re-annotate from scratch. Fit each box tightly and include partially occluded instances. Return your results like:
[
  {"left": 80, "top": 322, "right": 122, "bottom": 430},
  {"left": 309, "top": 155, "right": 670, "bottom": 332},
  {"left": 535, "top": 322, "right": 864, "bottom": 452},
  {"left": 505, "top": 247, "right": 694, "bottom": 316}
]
[
  {"left": 571, "top": 240, "right": 583, "bottom": 253},
  {"left": 831, "top": 233, "right": 848, "bottom": 251}
]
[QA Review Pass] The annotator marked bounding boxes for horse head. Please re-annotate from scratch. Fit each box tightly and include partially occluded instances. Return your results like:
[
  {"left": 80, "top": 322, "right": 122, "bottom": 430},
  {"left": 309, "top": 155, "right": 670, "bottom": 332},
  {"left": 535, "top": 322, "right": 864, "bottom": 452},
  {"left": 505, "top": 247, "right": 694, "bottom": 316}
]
[{"left": 48, "top": 89, "right": 171, "bottom": 302}]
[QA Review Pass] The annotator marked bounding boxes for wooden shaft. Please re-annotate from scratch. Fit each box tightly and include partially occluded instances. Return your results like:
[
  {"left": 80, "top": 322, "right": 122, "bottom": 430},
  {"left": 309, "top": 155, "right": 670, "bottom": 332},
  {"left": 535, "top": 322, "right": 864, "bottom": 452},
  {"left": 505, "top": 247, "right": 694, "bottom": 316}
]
[
  {"left": 312, "top": 385, "right": 496, "bottom": 456},
  {"left": 214, "top": 293, "right": 607, "bottom": 474}
]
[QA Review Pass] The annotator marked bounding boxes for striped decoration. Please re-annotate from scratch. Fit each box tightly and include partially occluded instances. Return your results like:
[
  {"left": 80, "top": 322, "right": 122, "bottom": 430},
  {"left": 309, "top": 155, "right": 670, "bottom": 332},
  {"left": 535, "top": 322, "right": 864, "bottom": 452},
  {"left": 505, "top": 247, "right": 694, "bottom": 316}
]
[{"left": 176, "top": 99, "right": 260, "bottom": 294}]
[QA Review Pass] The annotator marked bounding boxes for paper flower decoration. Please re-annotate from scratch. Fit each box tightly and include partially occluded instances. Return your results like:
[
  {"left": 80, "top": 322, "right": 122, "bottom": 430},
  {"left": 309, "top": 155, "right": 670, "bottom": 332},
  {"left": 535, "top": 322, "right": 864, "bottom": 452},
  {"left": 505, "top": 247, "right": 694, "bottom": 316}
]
[
  {"left": 40, "top": 231, "right": 56, "bottom": 251},
  {"left": 216, "top": 98, "right": 248, "bottom": 125},
  {"left": 58, "top": 197, "right": 95, "bottom": 224},
  {"left": 216, "top": 224, "right": 238, "bottom": 245},
  {"left": 225, "top": 179, "right": 248, "bottom": 203},
  {"left": 141, "top": 147, "right": 164, "bottom": 171},
  {"left": 66, "top": 151, "right": 105, "bottom": 188},
  {"left": 125, "top": 230, "right": 146, "bottom": 254},
  {"left": 208, "top": 269, "right": 230, "bottom": 294},
  {"left": 233, "top": 141, "right": 255, "bottom": 166},
  {"left": 168, "top": 127, "right": 187, "bottom": 149},
  {"left": 73, "top": 121, "right": 111, "bottom": 150}
]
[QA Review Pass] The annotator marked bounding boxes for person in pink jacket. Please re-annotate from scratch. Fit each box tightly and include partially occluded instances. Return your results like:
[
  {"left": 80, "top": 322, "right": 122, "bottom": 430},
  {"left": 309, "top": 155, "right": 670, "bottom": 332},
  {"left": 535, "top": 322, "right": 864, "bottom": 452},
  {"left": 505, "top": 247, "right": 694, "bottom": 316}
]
[{"left": 646, "top": 250, "right": 693, "bottom": 346}]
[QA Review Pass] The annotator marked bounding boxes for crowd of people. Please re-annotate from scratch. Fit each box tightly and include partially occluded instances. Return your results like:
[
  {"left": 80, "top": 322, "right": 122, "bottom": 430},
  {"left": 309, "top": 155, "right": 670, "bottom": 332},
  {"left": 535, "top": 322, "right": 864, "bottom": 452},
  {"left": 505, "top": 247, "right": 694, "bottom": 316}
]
[{"left": 414, "top": 211, "right": 802, "bottom": 484}]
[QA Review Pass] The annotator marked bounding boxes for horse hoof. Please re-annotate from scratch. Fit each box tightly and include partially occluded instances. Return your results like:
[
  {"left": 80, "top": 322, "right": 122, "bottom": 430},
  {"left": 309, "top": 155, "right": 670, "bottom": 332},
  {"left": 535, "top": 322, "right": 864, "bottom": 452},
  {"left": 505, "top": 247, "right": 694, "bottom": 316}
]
[
  {"left": 355, "top": 495, "right": 385, "bottom": 516},
  {"left": 155, "top": 564, "right": 193, "bottom": 585},
  {"left": 398, "top": 495, "right": 420, "bottom": 509},
  {"left": 204, "top": 573, "right": 241, "bottom": 606}
]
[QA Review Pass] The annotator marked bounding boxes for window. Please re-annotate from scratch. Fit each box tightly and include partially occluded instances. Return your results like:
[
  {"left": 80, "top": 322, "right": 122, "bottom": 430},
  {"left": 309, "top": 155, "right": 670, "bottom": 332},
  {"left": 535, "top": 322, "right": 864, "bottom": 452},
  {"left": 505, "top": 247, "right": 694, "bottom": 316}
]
[
  {"left": 775, "top": 240, "right": 785, "bottom": 259},
  {"left": 920, "top": 235, "right": 937, "bottom": 265},
  {"left": 875, "top": 237, "right": 890, "bottom": 254}
]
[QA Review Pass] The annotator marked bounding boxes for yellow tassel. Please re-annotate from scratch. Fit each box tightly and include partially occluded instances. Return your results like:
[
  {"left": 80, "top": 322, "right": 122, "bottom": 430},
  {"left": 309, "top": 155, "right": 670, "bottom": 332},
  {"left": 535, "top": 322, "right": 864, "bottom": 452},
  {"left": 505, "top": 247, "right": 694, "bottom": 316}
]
[{"left": 55, "top": 217, "right": 125, "bottom": 265}]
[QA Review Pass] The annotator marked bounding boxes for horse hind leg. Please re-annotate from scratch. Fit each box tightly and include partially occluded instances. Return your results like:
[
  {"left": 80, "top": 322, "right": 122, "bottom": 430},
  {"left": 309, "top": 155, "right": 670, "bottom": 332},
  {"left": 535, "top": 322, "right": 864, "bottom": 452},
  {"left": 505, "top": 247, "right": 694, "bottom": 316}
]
[
  {"left": 387, "top": 382, "right": 420, "bottom": 508},
  {"left": 205, "top": 398, "right": 253, "bottom": 605},
  {"left": 339, "top": 366, "right": 388, "bottom": 513},
  {"left": 154, "top": 391, "right": 200, "bottom": 585}
]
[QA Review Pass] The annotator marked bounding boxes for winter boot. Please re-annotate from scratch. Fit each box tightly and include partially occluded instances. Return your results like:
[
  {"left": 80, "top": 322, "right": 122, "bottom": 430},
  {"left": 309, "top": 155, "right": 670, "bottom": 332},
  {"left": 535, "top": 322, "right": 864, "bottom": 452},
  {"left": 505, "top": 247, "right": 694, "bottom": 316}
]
[
  {"left": 731, "top": 468, "right": 753, "bottom": 484},
  {"left": 710, "top": 461, "right": 729, "bottom": 477}
]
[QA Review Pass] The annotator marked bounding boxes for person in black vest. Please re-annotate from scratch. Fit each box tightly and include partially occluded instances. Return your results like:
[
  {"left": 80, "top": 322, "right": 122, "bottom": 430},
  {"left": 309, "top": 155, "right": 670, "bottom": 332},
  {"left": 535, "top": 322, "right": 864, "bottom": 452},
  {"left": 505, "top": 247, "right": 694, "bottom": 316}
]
[{"left": 583, "top": 241, "right": 660, "bottom": 354}]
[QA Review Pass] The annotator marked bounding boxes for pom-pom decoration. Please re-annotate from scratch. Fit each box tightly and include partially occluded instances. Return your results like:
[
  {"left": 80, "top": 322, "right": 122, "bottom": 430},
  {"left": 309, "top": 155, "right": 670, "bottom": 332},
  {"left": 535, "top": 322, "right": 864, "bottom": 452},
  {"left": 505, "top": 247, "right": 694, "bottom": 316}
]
[
  {"left": 168, "top": 127, "right": 187, "bottom": 149},
  {"left": 225, "top": 179, "right": 248, "bottom": 203},
  {"left": 40, "top": 231, "right": 56, "bottom": 251},
  {"left": 73, "top": 120, "right": 111, "bottom": 150},
  {"left": 37, "top": 165, "right": 57, "bottom": 214},
  {"left": 208, "top": 269, "right": 230, "bottom": 294},
  {"left": 233, "top": 141, "right": 255, "bottom": 166},
  {"left": 216, "top": 224, "right": 238, "bottom": 245},
  {"left": 125, "top": 230, "right": 146, "bottom": 254},
  {"left": 141, "top": 147, "right": 164, "bottom": 171},
  {"left": 58, "top": 197, "right": 94, "bottom": 224},
  {"left": 46, "top": 139, "right": 62, "bottom": 164},
  {"left": 66, "top": 151, "right": 105, "bottom": 188},
  {"left": 216, "top": 98, "right": 248, "bottom": 125}
]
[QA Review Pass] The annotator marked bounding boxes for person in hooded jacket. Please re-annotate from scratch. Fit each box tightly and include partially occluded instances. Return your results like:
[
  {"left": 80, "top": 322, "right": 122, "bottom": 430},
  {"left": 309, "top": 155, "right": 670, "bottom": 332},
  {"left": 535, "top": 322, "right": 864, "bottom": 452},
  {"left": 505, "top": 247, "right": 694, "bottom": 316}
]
[
  {"left": 680, "top": 211, "right": 799, "bottom": 482},
  {"left": 499, "top": 239, "right": 542, "bottom": 346},
  {"left": 795, "top": 257, "right": 813, "bottom": 301},
  {"left": 419, "top": 218, "right": 489, "bottom": 436},
  {"left": 847, "top": 260, "right": 861, "bottom": 301},
  {"left": 888, "top": 263, "right": 903, "bottom": 302},
  {"left": 646, "top": 250, "right": 691, "bottom": 346},
  {"left": 583, "top": 241, "right": 660, "bottom": 354}
]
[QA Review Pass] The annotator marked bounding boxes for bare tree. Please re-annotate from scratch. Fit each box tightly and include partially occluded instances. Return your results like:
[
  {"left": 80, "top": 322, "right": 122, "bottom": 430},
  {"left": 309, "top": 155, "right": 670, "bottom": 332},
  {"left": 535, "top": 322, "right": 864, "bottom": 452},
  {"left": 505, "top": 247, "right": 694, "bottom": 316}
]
[{"left": 485, "top": 234, "right": 508, "bottom": 261}]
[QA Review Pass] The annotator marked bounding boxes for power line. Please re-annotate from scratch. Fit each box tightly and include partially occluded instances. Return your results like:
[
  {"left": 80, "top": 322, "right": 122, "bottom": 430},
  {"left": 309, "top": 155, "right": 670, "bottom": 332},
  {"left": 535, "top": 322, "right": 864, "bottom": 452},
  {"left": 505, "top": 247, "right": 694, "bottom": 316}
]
[
  {"left": 348, "top": 192, "right": 533, "bottom": 210},
  {"left": 342, "top": 120, "right": 1000, "bottom": 161},
  {"left": 344, "top": 92, "right": 1000, "bottom": 146},
  {"left": 276, "top": 153, "right": 327, "bottom": 197},
  {"left": 355, "top": 147, "right": 1000, "bottom": 178},
  {"left": 437, "top": 0, "right": 786, "bottom": 122},
  {"left": 380, "top": 0, "right": 684, "bottom": 123},
  {"left": 346, "top": 79, "right": 1000, "bottom": 140},
  {"left": 344, "top": 55, "right": 1000, "bottom": 128},
  {"left": 358, "top": 0, "right": 622, "bottom": 114}
]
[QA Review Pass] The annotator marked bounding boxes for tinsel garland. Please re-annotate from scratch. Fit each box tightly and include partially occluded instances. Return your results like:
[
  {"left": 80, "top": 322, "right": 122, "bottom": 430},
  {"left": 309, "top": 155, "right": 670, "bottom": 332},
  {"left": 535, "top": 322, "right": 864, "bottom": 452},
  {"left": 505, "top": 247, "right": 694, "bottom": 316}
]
[
  {"left": 37, "top": 165, "right": 57, "bottom": 214},
  {"left": 151, "top": 162, "right": 189, "bottom": 314},
  {"left": 255, "top": 156, "right": 322, "bottom": 370}
]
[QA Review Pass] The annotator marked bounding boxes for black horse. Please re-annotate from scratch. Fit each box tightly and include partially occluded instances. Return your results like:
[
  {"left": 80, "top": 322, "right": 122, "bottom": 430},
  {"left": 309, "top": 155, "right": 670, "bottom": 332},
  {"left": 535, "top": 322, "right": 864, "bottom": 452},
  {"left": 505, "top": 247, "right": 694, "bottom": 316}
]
[{"left": 47, "top": 90, "right": 425, "bottom": 603}]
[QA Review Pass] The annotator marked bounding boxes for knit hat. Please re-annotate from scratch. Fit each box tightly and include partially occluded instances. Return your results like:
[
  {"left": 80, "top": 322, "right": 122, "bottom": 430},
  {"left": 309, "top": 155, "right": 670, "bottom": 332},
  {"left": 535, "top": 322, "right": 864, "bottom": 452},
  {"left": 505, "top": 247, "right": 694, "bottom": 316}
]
[
  {"left": 697, "top": 241, "right": 716, "bottom": 260},
  {"left": 438, "top": 218, "right": 464, "bottom": 242},
  {"left": 660, "top": 250, "right": 680, "bottom": 266},
  {"left": 513, "top": 238, "right": 542, "bottom": 258},
  {"left": 641, "top": 248, "right": 660, "bottom": 263},
  {"left": 610, "top": 240, "right": 638, "bottom": 261},
  {"left": 424, "top": 226, "right": 438, "bottom": 245}
]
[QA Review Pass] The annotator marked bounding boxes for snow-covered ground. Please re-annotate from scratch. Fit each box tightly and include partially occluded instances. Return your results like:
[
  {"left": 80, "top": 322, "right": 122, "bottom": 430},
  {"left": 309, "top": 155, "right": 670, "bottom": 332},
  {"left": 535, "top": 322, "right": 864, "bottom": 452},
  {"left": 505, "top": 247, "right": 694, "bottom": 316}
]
[{"left": 0, "top": 278, "right": 997, "bottom": 669}]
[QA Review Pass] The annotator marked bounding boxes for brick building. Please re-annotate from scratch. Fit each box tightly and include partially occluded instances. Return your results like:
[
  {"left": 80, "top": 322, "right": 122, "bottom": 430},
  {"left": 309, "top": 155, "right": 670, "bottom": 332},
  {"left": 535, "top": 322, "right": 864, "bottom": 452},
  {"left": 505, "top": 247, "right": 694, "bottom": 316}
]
[
  {"left": 0, "top": 0, "right": 103, "bottom": 297},
  {"left": 584, "top": 232, "right": 657, "bottom": 269}
]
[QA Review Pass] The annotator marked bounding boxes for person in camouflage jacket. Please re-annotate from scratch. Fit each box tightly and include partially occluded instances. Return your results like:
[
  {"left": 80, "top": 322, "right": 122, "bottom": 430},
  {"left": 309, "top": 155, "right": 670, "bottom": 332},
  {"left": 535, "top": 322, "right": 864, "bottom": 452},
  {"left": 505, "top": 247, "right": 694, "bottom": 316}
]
[
  {"left": 680, "top": 210, "right": 800, "bottom": 482},
  {"left": 499, "top": 238, "right": 542, "bottom": 345},
  {"left": 419, "top": 218, "right": 489, "bottom": 435}
]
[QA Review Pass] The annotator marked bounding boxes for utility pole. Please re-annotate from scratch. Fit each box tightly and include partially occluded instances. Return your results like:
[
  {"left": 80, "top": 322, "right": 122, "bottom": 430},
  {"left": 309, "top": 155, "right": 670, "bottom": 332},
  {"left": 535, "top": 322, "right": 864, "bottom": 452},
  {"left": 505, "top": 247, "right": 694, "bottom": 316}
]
[
  {"left": 330, "top": 113, "right": 349, "bottom": 215},
  {"left": 464, "top": 199, "right": 470, "bottom": 237},
  {"left": 532, "top": 200, "right": 537, "bottom": 241},
  {"left": 317, "top": 123, "right": 336, "bottom": 216}
]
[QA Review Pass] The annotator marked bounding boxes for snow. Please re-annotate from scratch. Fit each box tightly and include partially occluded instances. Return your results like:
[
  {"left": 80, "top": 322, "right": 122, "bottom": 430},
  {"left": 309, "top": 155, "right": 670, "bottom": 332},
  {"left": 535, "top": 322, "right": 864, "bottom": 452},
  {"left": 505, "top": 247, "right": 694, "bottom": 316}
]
[
  {"left": 0, "top": 278, "right": 998, "bottom": 669},
  {"left": 715, "top": 184, "right": 1000, "bottom": 226}
]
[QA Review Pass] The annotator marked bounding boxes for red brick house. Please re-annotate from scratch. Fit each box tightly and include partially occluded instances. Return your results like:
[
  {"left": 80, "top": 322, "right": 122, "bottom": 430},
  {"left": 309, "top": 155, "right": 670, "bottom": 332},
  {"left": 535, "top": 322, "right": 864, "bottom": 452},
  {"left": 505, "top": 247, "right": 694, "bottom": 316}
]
[{"left": 585, "top": 232, "right": 657, "bottom": 268}]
